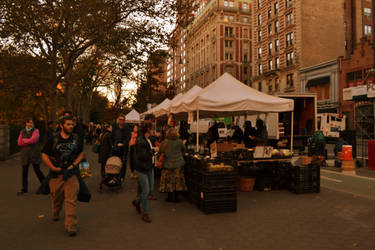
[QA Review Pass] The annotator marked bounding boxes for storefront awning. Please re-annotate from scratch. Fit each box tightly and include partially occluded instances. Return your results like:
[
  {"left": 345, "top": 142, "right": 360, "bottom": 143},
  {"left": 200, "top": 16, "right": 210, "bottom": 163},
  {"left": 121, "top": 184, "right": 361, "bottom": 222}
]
[{"left": 306, "top": 76, "right": 330, "bottom": 88}]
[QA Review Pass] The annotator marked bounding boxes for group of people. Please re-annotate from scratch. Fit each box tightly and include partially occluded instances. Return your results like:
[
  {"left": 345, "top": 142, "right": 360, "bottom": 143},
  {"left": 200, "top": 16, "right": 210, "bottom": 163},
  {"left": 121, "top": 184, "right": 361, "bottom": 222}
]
[
  {"left": 17, "top": 112, "right": 189, "bottom": 236},
  {"left": 206, "top": 119, "right": 268, "bottom": 148}
]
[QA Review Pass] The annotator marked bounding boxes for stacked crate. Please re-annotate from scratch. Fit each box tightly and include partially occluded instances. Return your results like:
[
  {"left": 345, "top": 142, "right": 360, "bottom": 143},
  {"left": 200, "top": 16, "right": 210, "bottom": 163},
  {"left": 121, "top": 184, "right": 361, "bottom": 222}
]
[
  {"left": 289, "top": 164, "right": 320, "bottom": 194},
  {"left": 191, "top": 159, "right": 237, "bottom": 214}
]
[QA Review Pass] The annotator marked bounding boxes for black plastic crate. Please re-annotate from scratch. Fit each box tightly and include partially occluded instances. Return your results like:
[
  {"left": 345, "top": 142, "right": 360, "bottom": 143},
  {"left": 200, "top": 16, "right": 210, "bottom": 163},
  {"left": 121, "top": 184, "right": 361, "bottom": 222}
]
[
  {"left": 290, "top": 181, "right": 320, "bottom": 194},
  {"left": 198, "top": 171, "right": 237, "bottom": 187},
  {"left": 200, "top": 189, "right": 237, "bottom": 201},
  {"left": 200, "top": 199, "right": 237, "bottom": 214},
  {"left": 289, "top": 165, "right": 320, "bottom": 194}
]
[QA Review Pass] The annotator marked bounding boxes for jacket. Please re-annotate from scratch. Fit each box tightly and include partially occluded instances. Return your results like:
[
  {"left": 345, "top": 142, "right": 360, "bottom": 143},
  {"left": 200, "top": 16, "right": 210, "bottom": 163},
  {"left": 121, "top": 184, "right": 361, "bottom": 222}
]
[
  {"left": 18, "top": 128, "right": 41, "bottom": 165},
  {"left": 98, "top": 130, "right": 112, "bottom": 165},
  {"left": 134, "top": 135, "right": 154, "bottom": 173},
  {"left": 161, "top": 139, "right": 186, "bottom": 169},
  {"left": 112, "top": 123, "right": 131, "bottom": 158}
]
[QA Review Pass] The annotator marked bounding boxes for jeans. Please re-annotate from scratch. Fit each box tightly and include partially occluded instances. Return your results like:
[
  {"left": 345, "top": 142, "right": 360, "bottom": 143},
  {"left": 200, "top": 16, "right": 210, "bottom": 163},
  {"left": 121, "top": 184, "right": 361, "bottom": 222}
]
[
  {"left": 22, "top": 163, "right": 45, "bottom": 192},
  {"left": 136, "top": 171, "right": 153, "bottom": 214}
]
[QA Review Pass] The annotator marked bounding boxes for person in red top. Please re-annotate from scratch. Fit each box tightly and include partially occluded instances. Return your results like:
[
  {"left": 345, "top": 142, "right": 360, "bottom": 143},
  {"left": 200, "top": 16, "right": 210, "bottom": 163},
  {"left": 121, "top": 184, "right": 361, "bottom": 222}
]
[
  {"left": 17, "top": 118, "right": 45, "bottom": 195},
  {"left": 129, "top": 124, "right": 139, "bottom": 179}
]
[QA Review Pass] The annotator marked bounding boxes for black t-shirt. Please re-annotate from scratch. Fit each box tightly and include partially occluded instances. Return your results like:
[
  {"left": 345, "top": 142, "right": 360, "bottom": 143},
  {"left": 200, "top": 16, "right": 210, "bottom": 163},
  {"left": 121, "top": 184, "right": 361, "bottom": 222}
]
[{"left": 42, "top": 133, "right": 83, "bottom": 168}]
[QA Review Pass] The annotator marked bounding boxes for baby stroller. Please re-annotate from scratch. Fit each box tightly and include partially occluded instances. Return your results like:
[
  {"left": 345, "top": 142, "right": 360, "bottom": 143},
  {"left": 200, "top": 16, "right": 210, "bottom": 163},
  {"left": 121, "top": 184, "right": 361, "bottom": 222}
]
[{"left": 99, "top": 156, "right": 122, "bottom": 192}]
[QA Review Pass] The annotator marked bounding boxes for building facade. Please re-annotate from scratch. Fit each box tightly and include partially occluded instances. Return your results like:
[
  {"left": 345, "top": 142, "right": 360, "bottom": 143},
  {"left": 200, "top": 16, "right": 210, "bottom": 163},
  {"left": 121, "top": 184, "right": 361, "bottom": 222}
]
[
  {"left": 252, "top": 0, "right": 346, "bottom": 94},
  {"left": 181, "top": 0, "right": 253, "bottom": 91}
]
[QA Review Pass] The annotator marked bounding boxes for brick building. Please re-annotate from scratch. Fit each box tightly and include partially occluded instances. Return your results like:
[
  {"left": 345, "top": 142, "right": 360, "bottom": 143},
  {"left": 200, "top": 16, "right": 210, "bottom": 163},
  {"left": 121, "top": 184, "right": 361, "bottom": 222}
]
[
  {"left": 252, "top": 0, "right": 346, "bottom": 94},
  {"left": 338, "top": 0, "right": 375, "bottom": 135},
  {"left": 182, "top": 0, "right": 253, "bottom": 90}
]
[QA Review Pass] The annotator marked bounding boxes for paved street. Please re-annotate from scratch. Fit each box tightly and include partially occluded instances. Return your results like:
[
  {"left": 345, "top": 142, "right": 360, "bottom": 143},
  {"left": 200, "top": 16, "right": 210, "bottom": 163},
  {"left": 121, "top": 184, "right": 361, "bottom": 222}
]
[{"left": 0, "top": 148, "right": 375, "bottom": 250}]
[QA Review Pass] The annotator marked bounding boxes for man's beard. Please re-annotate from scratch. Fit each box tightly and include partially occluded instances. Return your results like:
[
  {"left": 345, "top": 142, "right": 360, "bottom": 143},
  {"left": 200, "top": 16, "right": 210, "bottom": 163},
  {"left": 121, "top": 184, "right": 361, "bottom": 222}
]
[{"left": 62, "top": 127, "right": 73, "bottom": 134}]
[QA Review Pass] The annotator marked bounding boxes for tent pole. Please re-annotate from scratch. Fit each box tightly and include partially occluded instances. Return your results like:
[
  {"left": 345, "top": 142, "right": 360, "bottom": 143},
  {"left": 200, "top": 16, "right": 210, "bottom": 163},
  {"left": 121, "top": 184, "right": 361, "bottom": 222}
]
[
  {"left": 291, "top": 111, "right": 294, "bottom": 153},
  {"left": 196, "top": 110, "right": 200, "bottom": 152}
]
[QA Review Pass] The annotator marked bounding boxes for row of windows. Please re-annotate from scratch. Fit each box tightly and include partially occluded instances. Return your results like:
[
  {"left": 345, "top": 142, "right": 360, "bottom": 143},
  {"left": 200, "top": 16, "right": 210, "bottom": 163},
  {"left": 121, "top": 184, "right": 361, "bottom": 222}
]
[
  {"left": 257, "top": 32, "right": 293, "bottom": 58},
  {"left": 224, "top": 1, "right": 249, "bottom": 10},
  {"left": 255, "top": 73, "right": 293, "bottom": 92},
  {"left": 257, "top": 52, "right": 294, "bottom": 74},
  {"left": 258, "top": 0, "right": 292, "bottom": 9},
  {"left": 224, "top": 15, "right": 250, "bottom": 23},
  {"left": 257, "top": 12, "right": 293, "bottom": 27}
]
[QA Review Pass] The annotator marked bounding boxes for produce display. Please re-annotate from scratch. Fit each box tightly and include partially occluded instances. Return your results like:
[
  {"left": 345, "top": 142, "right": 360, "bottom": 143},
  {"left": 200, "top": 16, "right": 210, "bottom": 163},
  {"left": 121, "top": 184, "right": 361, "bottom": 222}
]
[{"left": 207, "top": 162, "right": 234, "bottom": 172}]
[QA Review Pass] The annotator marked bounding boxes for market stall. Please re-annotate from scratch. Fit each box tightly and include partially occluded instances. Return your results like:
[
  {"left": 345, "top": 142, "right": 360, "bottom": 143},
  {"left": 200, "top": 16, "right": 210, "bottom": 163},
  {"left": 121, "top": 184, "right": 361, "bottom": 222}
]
[{"left": 125, "top": 109, "right": 141, "bottom": 123}]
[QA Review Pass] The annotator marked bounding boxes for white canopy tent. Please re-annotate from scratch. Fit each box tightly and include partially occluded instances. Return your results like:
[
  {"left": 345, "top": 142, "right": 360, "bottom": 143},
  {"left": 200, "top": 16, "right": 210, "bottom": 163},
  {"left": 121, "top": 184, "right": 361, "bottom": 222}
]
[
  {"left": 125, "top": 109, "right": 141, "bottom": 123},
  {"left": 171, "top": 73, "right": 295, "bottom": 151},
  {"left": 154, "top": 93, "right": 183, "bottom": 118},
  {"left": 140, "top": 98, "right": 171, "bottom": 119},
  {"left": 169, "top": 85, "right": 202, "bottom": 114}
]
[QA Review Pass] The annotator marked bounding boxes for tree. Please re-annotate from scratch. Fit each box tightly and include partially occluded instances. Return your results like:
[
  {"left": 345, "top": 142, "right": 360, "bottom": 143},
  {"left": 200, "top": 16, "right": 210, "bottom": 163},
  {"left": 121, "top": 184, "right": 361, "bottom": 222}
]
[{"left": 0, "top": 0, "right": 181, "bottom": 122}]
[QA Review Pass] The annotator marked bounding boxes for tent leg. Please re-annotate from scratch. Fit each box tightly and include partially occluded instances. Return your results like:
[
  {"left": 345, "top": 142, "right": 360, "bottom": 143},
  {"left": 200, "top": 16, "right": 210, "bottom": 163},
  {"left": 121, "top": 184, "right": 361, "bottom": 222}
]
[
  {"left": 291, "top": 111, "right": 294, "bottom": 153},
  {"left": 196, "top": 110, "right": 200, "bottom": 152}
]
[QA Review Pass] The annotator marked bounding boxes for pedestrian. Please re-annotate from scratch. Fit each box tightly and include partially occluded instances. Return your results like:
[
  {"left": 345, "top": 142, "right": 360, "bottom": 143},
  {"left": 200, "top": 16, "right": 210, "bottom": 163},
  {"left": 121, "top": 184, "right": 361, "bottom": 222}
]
[
  {"left": 17, "top": 118, "right": 45, "bottom": 195},
  {"left": 98, "top": 124, "right": 113, "bottom": 179},
  {"left": 40, "top": 116, "right": 88, "bottom": 236},
  {"left": 132, "top": 123, "right": 156, "bottom": 223},
  {"left": 243, "top": 121, "right": 256, "bottom": 148},
  {"left": 159, "top": 128, "right": 187, "bottom": 202},
  {"left": 46, "top": 120, "right": 55, "bottom": 143},
  {"left": 112, "top": 114, "right": 131, "bottom": 181},
  {"left": 129, "top": 124, "right": 139, "bottom": 179},
  {"left": 231, "top": 125, "right": 244, "bottom": 144}
]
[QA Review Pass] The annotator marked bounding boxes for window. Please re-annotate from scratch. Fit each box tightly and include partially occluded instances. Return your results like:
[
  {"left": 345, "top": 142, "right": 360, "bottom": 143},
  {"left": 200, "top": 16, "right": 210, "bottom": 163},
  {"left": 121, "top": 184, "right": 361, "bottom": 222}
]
[
  {"left": 364, "top": 7, "right": 372, "bottom": 18},
  {"left": 229, "top": 15, "right": 234, "bottom": 21},
  {"left": 268, "top": 8, "right": 272, "bottom": 19},
  {"left": 258, "top": 47, "right": 262, "bottom": 59},
  {"left": 225, "top": 53, "right": 233, "bottom": 60},
  {"left": 286, "top": 52, "right": 294, "bottom": 66},
  {"left": 258, "top": 64, "right": 263, "bottom": 75},
  {"left": 225, "top": 40, "right": 233, "bottom": 48},
  {"left": 243, "top": 3, "right": 248, "bottom": 10},
  {"left": 258, "top": 82, "right": 262, "bottom": 91},
  {"left": 224, "top": 0, "right": 228, "bottom": 7},
  {"left": 258, "top": 0, "right": 261, "bottom": 9},
  {"left": 286, "top": 12, "right": 293, "bottom": 26},
  {"left": 225, "top": 27, "right": 233, "bottom": 37},
  {"left": 365, "top": 25, "right": 372, "bottom": 35},
  {"left": 274, "top": 2, "right": 279, "bottom": 14},
  {"left": 268, "top": 60, "right": 273, "bottom": 70},
  {"left": 243, "top": 17, "right": 248, "bottom": 23},
  {"left": 275, "top": 20, "right": 279, "bottom": 33},
  {"left": 229, "top": 1, "right": 234, "bottom": 8},
  {"left": 286, "top": 32, "right": 294, "bottom": 47},
  {"left": 276, "top": 57, "right": 279, "bottom": 69},
  {"left": 258, "top": 14, "right": 262, "bottom": 25},
  {"left": 244, "top": 53, "right": 248, "bottom": 62},
  {"left": 275, "top": 39, "right": 279, "bottom": 52},
  {"left": 268, "top": 24, "right": 272, "bottom": 36},
  {"left": 268, "top": 83, "right": 273, "bottom": 93},
  {"left": 258, "top": 30, "right": 262, "bottom": 41},
  {"left": 286, "top": 0, "right": 292, "bottom": 8},
  {"left": 287, "top": 73, "right": 294, "bottom": 87},
  {"left": 268, "top": 42, "right": 273, "bottom": 55},
  {"left": 244, "top": 28, "right": 248, "bottom": 38},
  {"left": 244, "top": 67, "right": 248, "bottom": 74}
]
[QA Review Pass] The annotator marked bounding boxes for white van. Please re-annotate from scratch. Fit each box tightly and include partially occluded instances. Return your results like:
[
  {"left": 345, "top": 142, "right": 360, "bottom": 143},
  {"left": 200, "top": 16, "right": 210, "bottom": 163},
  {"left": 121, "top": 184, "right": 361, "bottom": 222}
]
[{"left": 317, "top": 113, "right": 346, "bottom": 138}]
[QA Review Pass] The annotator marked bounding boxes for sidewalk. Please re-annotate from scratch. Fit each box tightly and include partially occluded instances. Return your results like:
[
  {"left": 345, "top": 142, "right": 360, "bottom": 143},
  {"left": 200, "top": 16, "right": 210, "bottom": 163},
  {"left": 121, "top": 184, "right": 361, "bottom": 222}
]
[{"left": 325, "top": 159, "right": 375, "bottom": 179}]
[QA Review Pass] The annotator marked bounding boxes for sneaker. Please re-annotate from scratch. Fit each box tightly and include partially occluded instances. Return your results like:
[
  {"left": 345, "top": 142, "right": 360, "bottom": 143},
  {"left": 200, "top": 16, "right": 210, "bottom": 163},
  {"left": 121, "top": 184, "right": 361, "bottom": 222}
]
[
  {"left": 142, "top": 214, "right": 152, "bottom": 223},
  {"left": 17, "top": 190, "right": 27, "bottom": 196},
  {"left": 132, "top": 200, "right": 142, "bottom": 214},
  {"left": 67, "top": 225, "right": 78, "bottom": 237}
]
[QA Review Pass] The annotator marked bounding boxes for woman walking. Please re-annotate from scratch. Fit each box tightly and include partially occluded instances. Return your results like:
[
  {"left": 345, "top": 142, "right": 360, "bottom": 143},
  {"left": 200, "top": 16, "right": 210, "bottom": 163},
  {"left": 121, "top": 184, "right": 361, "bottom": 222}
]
[
  {"left": 98, "top": 124, "right": 113, "bottom": 179},
  {"left": 17, "top": 118, "right": 45, "bottom": 195},
  {"left": 129, "top": 124, "right": 139, "bottom": 179},
  {"left": 132, "top": 123, "right": 156, "bottom": 223},
  {"left": 159, "top": 128, "right": 187, "bottom": 202}
]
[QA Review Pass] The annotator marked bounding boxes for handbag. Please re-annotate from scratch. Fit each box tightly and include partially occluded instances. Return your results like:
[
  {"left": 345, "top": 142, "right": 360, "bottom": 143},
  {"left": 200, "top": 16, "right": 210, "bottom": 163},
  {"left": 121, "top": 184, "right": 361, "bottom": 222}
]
[{"left": 155, "top": 140, "right": 167, "bottom": 169}]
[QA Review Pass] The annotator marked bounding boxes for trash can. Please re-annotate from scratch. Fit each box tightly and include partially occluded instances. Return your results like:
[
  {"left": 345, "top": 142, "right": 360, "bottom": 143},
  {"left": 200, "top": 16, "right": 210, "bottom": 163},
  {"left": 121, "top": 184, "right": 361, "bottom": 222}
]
[{"left": 369, "top": 141, "right": 375, "bottom": 170}]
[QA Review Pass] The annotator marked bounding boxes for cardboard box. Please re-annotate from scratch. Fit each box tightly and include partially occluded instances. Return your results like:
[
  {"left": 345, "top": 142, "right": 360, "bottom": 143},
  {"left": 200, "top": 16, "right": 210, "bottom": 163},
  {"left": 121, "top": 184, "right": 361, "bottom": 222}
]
[
  {"left": 216, "top": 142, "right": 234, "bottom": 152},
  {"left": 301, "top": 156, "right": 312, "bottom": 165}
]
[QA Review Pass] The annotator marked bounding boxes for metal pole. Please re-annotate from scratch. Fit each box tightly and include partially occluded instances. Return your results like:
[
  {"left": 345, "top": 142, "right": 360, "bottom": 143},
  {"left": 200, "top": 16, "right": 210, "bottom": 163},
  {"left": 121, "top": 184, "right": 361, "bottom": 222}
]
[
  {"left": 196, "top": 109, "right": 200, "bottom": 152},
  {"left": 291, "top": 111, "right": 294, "bottom": 152}
]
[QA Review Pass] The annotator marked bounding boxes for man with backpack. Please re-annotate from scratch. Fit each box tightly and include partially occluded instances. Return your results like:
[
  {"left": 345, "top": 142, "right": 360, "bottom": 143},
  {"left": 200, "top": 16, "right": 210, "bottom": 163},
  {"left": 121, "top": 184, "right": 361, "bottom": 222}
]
[{"left": 40, "top": 116, "right": 88, "bottom": 236}]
